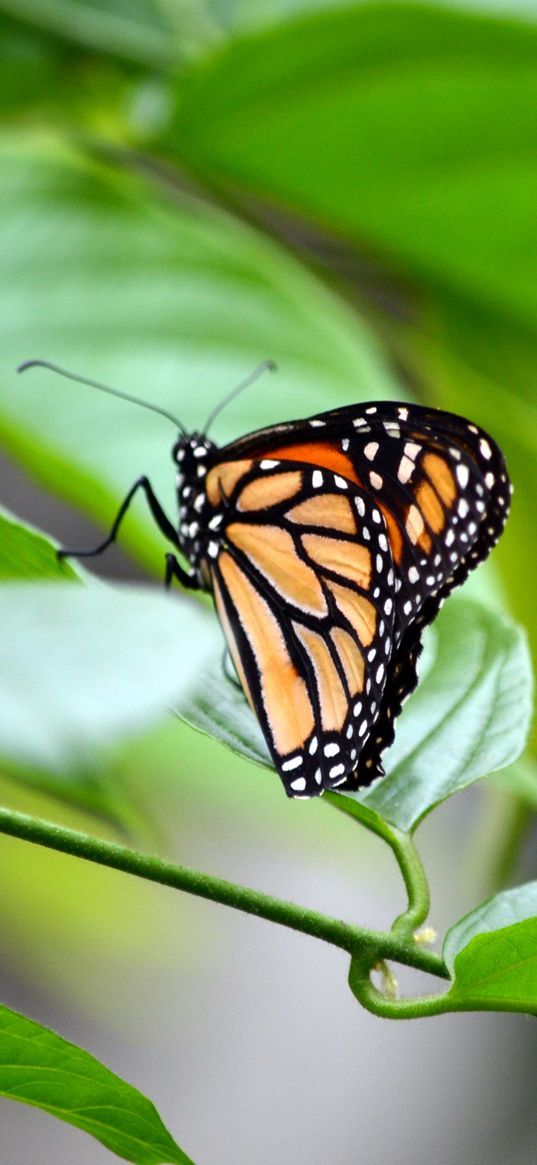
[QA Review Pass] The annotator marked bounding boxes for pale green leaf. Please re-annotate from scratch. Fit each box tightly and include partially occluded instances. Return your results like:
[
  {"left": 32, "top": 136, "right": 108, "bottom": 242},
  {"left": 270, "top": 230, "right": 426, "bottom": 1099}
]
[
  {"left": 0, "top": 582, "right": 214, "bottom": 774},
  {"left": 0, "top": 508, "right": 79, "bottom": 581}
]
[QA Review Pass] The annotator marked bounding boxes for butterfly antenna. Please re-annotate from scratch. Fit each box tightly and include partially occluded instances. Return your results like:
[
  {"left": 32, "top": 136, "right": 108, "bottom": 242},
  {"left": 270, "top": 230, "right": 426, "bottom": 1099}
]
[
  {"left": 17, "top": 359, "right": 187, "bottom": 433},
  {"left": 203, "top": 359, "right": 277, "bottom": 436}
]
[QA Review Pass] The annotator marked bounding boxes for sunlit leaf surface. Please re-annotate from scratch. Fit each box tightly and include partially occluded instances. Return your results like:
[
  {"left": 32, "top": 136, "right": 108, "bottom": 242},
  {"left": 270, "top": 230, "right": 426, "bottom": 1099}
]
[{"left": 0, "top": 582, "right": 214, "bottom": 775}]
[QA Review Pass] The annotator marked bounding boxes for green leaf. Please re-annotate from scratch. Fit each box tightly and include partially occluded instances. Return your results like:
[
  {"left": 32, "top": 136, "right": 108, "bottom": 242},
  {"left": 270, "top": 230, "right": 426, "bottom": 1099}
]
[
  {"left": 0, "top": 1003, "right": 194, "bottom": 1164},
  {"left": 441, "top": 884, "right": 537, "bottom": 1014},
  {"left": 361, "top": 600, "right": 532, "bottom": 832},
  {"left": 0, "top": 508, "right": 79, "bottom": 581},
  {"left": 443, "top": 880, "right": 537, "bottom": 972},
  {"left": 176, "top": 599, "right": 532, "bottom": 820},
  {"left": 178, "top": 660, "right": 270, "bottom": 770},
  {"left": 171, "top": 3, "right": 537, "bottom": 326},
  {"left": 0, "top": 134, "right": 400, "bottom": 577},
  {"left": 0, "top": 582, "right": 216, "bottom": 775},
  {"left": 0, "top": 0, "right": 181, "bottom": 68}
]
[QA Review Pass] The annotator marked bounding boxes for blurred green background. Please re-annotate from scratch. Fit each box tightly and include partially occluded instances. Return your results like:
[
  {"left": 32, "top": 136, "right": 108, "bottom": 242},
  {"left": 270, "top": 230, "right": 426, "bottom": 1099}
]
[{"left": 0, "top": 3, "right": 536, "bottom": 1163}]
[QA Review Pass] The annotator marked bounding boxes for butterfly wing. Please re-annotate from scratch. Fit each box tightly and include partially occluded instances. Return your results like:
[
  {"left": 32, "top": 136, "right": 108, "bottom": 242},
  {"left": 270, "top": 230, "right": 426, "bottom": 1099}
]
[
  {"left": 196, "top": 401, "right": 510, "bottom": 796},
  {"left": 216, "top": 400, "right": 511, "bottom": 632},
  {"left": 207, "top": 462, "right": 395, "bottom": 796}
]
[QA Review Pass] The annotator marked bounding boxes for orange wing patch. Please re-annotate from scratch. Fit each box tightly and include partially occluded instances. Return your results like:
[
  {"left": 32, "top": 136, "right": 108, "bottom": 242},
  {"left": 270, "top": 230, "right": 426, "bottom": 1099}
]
[
  {"left": 415, "top": 480, "right": 445, "bottom": 534},
  {"left": 226, "top": 522, "right": 328, "bottom": 616},
  {"left": 287, "top": 493, "right": 356, "bottom": 534},
  {"left": 213, "top": 572, "right": 254, "bottom": 710},
  {"left": 218, "top": 551, "right": 315, "bottom": 755},
  {"left": 302, "top": 533, "right": 371, "bottom": 590},
  {"left": 326, "top": 579, "right": 376, "bottom": 648},
  {"left": 330, "top": 627, "right": 365, "bottom": 696},
  {"left": 423, "top": 452, "right": 456, "bottom": 506},
  {"left": 267, "top": 441, "right": 361, "bottom": 486},
  {"left": 293, "top": 623, "right": 348, "bottom": 733},
  {"left": 206, "top": 459, "right": 253, "bottom": 506},
  {"left": 238, "top": 471, "right": 302, "bottom": 512}
]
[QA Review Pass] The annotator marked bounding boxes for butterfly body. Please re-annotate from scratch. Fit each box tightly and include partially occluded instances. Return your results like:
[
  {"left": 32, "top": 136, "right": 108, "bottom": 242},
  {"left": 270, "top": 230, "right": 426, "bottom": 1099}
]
[{"left": 171, "top": 400, "right": 511, "bottom": 798}]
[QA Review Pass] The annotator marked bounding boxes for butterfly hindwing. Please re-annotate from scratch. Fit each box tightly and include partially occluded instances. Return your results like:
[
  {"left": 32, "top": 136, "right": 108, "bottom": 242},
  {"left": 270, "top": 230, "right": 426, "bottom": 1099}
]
[{"left": 214, "top": 400, "right": 511, "bottom": 636}]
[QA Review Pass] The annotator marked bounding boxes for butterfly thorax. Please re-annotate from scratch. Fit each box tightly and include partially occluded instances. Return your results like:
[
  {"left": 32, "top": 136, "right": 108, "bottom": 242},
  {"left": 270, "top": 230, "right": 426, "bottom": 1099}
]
[{"left": 173, "top": 431, "right": 220, "bottom": 585}]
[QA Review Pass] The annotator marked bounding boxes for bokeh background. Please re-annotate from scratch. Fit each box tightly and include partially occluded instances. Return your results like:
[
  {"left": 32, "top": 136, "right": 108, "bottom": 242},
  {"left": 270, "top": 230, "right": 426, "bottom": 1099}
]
[{"left": 0, "top": 2, "right": 536, "bottom": 1163}]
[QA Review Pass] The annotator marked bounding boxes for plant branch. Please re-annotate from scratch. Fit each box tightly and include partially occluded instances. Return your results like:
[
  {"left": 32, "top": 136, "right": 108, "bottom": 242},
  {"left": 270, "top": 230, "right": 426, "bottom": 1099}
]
[
  {"left": 349, "top": 954, "right": 453, "bottom": 1019},
  {"left": 0, "top": 805, "right": 448, "bottom": 979},
  {"left": 324, "top": 793, "right": 430, "bottom": 935}
]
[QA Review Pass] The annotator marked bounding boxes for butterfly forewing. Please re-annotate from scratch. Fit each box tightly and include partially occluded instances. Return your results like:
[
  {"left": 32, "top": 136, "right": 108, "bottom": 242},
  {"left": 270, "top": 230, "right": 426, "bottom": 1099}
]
[{"left": 208, "top": 462, "right": 395, "bottom": 795}]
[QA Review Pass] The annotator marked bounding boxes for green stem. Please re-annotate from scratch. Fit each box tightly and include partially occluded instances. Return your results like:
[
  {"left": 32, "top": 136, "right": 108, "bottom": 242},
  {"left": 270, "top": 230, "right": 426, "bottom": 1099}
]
[
  {"left": 389, "top": 831, "right": 430, "bottom": 937},
  {"left": 0, "top": 806, "right": 448, "bottom": 979},
  {"left": 349, "top": 955, "right": 452, "bottom": 1019},
  {"left": 324, "top": 794, "right": 430, "bottom": 936}
]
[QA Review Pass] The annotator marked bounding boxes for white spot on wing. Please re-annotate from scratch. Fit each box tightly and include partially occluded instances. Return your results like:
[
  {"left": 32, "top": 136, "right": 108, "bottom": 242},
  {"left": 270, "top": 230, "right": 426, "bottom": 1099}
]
[
  {"left": 404, "top": 441, "right": 421, "bottom": 461},
  {"left": 282, "top": 756, "right": 303, "bottom": 772},
  {"left": 364, "top": 441, "right": 379, "bottom": 461},
  {"left": 324, "top": 743, "right": 340, "bottom": 757},
  {"left": 398, "top": 455, "right": 415, "bottom": 484}
]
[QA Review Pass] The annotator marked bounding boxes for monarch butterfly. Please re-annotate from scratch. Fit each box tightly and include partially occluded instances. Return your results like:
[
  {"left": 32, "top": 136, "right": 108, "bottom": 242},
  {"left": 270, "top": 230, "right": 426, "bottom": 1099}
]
[{"left": 19, "top": 360, "right": 511, "bottom": 798}]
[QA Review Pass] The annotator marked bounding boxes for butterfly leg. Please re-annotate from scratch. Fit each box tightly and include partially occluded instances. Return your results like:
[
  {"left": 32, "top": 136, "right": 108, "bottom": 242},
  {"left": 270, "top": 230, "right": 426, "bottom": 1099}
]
[
  {"left": 164, "top": 553, "right": 198, "bottom": 591},
  {"left": 57, "top": 476, "right": 179, "bottom": 563}
]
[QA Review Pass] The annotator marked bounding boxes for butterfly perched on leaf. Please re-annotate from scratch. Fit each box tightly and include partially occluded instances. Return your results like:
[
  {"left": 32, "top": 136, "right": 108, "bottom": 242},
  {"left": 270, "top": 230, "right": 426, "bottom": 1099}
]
[{"left": 19, "top": 361, "right": 512, "bottom": 798}]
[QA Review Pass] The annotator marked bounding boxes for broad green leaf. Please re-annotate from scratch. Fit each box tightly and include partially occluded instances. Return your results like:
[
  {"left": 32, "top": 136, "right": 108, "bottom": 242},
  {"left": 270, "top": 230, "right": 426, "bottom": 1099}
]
[
  {"left": 170, "top": 4, "right": 537, "bottom": 327},
  {"left": 0, "top": 509, "right": 79, "bottom": 581},
  {"left": 0, "top": 1003, "right": 194, "bottom": 1164},
  {"left": 0, "top": 582, "right": 215, "bottom": 775},
  {"left": 443, "top": 915, "right": 537, "bottom": 1015},
  {"left": 443, "top": 880, "right": 537, "bottom": 972},
  {"left": 175, "top": 599, "right": 532, "bottom": 819},
  {"left": 178, "top": 661, "right": 269, "bottom": 770},
  {"left": 361, "top": 600, "right": 532, "bottom": 831},
  {"left": 0, "top": 135, "right": 400, "bottom": 577}
]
